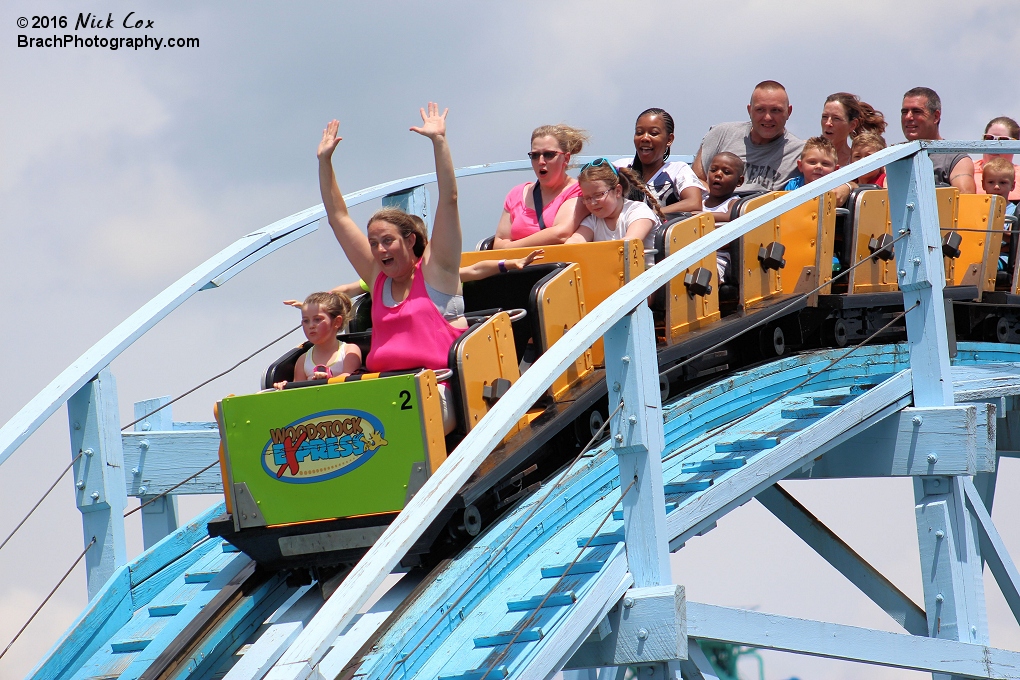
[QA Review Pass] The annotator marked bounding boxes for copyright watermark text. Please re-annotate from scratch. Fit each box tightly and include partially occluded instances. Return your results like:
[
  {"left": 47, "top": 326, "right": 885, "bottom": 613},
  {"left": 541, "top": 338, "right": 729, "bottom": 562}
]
[{"left": 16, "top": 12, "right": 199, "bottom": 51}]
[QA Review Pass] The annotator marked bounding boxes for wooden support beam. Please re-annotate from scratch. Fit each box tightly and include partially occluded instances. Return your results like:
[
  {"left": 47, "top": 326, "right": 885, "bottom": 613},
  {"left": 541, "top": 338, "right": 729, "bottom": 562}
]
[
  {"left": 756, "top": 485, "right": 928, "bottom": 635},
  {"left": 565, "top": 586, "right": 686, "bottom": 669},
  {"left": 687, "top": 602, "right": 1020, "bottom": 679},
  {"left": 605, "top": 303, "right": 672, "bottom": 588},
  {"left": 914, "top": 476, "right": 988, "bottom": 645},
  {"left": 122, "top": 430, "right": 222, "bottom": 496},
  {"left": 788, "top": 404, "right": 994, "bottom": 479},
  {"left": 887, "top": 151, "right": 954, "bottom": 407},
  {"left": 667, "top": 372, "right": 915, "bottom": 550},
  {"left": 67, "top": 369, "right": 128, "bottom": 600},
  {"left": 677, "top": 641, "right": 722, "bottom": 680},
  {"left": 132, "top": 398, "right": 180, "bottom": 549},
  {"left": 962, "top": 478, "right": 1020, "bottom": 627}
]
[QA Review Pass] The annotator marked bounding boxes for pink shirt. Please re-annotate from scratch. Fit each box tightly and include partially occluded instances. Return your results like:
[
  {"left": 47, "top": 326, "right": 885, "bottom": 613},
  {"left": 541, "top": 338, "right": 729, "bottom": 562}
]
[
  {"left": 366, "top": 261, "right": 465, "bottom": 373},
  {"left": 974, "top": 158, "right": 1020, "bottom": 200},
  {"left": 503, "top": 181, "right": 582, "bottom": 240}
]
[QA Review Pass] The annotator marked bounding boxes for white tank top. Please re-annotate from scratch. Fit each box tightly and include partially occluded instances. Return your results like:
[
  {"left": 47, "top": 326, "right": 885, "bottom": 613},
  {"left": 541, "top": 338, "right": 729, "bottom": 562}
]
[{"left": 303, "top": 342, "right": 349, "bottom": 378}]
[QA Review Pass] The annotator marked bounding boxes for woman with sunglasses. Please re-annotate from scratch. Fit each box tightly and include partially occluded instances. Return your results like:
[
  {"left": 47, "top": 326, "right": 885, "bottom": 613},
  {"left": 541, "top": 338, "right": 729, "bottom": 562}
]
[
  {"left": 974, "top": 117, "right": 1020, "bottom": 201},
  {"left": 493, "top": 124, "right": 589, "bottom": 249},
  {"left": 566, "top": 158, "right": 666, "bottom": 267},
  {"left": 617, "top": 108, "right": 704, "bottom": 214}
]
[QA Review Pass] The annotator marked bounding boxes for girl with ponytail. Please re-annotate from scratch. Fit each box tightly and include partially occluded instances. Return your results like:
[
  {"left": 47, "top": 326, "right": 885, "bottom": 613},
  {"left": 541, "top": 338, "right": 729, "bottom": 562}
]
[
  {"left": 567, "top": 158, "right": 664, "bottom": 267},
  {"left": 617, "top": 108, "right": 705, "bottom": 214}
]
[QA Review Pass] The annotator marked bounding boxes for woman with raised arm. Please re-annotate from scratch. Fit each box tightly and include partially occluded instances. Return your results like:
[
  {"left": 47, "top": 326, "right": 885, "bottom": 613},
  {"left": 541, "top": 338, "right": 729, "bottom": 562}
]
[
  {"left": 493, "top": 124, "right": 590, "bottom": 249},
  {"left": 317, "top": 102, "right": 465, "bottom": 433}
]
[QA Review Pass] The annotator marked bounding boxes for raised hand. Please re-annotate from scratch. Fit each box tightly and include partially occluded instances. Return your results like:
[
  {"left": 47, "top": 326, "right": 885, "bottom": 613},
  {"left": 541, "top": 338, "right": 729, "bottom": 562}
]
[
  {"left": 409, "top": 102, "right": 448, "bottom": 140},
  {"left": 317, "top": 120, "right": 343, "bottom": 160},
  {"left": 283, "top": 299, "right": 302, "bottom": 308}
]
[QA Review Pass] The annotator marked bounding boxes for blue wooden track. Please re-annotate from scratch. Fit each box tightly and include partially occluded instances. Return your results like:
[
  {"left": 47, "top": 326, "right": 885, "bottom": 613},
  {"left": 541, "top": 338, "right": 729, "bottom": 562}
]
[{"left": 28, "top": 343, "right": 1020, "bottom": 679}]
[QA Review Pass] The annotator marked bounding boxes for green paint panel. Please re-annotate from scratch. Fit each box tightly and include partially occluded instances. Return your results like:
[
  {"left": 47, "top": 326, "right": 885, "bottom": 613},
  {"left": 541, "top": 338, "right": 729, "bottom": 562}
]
[{"left": 220, "top": 376, "right": 427, "bottom": 525}]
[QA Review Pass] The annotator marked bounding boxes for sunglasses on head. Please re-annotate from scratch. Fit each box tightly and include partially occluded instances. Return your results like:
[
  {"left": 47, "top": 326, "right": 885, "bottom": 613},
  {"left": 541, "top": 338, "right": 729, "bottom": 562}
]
[
  {"left": 579, "top": 157, "right": 619, "bottom": 176},
  {"left": 984, "top": 134, "right": 1017, "bottom": 141},
  {"left": 527, "top": 150, "right": 564, "bottom": 161}
]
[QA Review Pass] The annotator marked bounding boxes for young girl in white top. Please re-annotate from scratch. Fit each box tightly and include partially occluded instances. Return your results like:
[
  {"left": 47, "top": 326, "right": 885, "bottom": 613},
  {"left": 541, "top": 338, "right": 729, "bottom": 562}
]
[
  {"left": 567, "top": 158, "right": 665, "bottom": 266},
  {"left": 274, "top": 291, "right": 362, "bottom": 389}
]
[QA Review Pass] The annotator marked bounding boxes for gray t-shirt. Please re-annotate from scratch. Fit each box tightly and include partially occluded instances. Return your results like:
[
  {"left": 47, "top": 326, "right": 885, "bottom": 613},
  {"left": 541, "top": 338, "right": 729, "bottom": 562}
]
[
  {"left": 699, "top": 121, "right": 805, "bottom": 192},
  {"left": 930, "top": 152, "right": 969, "bottom": 186}
]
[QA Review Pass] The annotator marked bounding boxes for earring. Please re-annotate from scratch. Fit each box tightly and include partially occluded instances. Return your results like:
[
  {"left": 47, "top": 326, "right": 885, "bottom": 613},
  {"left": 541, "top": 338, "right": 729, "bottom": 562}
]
[{"left": 663, "top": 145, "right": 671, "bottom": 161}]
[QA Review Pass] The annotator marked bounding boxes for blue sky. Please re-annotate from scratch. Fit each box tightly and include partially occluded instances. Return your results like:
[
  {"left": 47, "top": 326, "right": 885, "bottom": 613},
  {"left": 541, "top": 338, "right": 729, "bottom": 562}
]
[{"left": 1, "top": 1, "right": 1019, "bottom": 678}]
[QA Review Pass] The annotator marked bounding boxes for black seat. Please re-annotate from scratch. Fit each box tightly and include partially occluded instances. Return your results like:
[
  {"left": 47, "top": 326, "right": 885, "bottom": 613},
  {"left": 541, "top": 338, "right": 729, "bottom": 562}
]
[
  {"left": 347, "top": 293, "right": 373, "bottom": 333},
  {"left": 476, "top": 235, "right": 496, "bottom": 251},
  {"left": 463, "top": 262, "right": 567, "bottom": 364}
]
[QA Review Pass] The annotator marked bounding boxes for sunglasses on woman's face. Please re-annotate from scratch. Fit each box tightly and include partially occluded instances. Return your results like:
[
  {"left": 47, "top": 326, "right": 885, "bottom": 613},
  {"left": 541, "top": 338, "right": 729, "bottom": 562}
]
[
  {"left": 527, "top": 150, "right": 563, "bottom": 161},
  {"left": 984, "top": 134, "right": 1017, "bottom": 141}
]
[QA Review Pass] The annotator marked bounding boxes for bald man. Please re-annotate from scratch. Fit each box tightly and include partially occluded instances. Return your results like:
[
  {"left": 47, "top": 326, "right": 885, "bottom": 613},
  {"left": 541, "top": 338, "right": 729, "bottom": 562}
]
[{"left": 693, "top": 80, "right": 805, "bottom": 192}]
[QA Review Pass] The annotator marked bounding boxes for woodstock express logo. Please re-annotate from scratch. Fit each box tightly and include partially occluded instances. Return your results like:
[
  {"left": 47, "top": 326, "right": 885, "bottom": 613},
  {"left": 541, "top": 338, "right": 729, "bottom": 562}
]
[{"left": 261, "top": 409, "right": 388, "bottom": 483}]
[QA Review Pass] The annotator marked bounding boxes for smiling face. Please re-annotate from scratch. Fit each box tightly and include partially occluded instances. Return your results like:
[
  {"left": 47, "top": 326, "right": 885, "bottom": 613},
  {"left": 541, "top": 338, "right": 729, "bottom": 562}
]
[
  {"left": 747, "top": 88, "right": 792, "bottom": 144},
  {"left": 301, "top": 303, "right": 342, "bottom": 345},
  {"left": 707, "top": 155, "right": 743, "bottom": 198},
  {"left": 367, "top": 219, "right": 416, "bottom": 279},
  {"left": 901, "top": 95, "right": 940, "bottom": 141},
  {"left": 821, "top": 101, "right": 858, "bottom": 146},
  {"left": 531, "top": 135, "right": 569, "bottom": 185},
  {"left": 798, "top": 148, "right": 838, "bottom": 184},
  {"left": 579, "top": 178, "right": 622, "bottom": 219},
  {"left": 633, "top": 113, "right": 674, "bottom": 171}
]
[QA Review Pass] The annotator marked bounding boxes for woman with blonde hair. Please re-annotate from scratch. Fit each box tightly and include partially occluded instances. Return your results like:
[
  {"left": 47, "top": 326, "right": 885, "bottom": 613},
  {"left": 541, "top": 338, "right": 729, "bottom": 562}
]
[{"left": 493, "top": 124, "right": 590, "bottom": 249}]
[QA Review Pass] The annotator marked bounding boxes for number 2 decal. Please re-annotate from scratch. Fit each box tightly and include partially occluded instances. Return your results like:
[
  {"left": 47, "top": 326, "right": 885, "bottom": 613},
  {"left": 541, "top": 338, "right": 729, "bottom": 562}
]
[{"left": 399, "top": 390, "right": 412, "bottom": 410}]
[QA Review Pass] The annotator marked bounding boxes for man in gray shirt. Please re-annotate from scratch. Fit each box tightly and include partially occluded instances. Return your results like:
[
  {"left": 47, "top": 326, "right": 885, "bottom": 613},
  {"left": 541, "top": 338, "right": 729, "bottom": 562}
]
[
  {"left": 900, "top": 86, "right": 975, "bottom": 193},
  {"left": 693, "top": 80, "right": 805, "bottom": 192}
]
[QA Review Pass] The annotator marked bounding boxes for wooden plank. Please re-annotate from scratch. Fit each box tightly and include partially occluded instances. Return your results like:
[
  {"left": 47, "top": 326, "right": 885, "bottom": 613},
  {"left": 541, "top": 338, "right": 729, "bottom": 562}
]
[
  {"left": 316, "top": 572, "right": 422, "bottom": 680},
  {"left": 756, "top": 485, "right": 928, "bottom": 635},
  {"left": 789, "top": 405, "right": 986, "bottom": 478},
  {"left": 474, "top": 628, "right": 544, "bottom": 648},
  {"left": 134, "top": 398, "right": 179, "bottom": 549},
  {"left": 565, "top": 585, "right": 685, "bottom": 668},
  {"left": 507, "top": 593, "right": 577, "bottom": 612},
  {"left": 541, "top": 561, "right": 607, "bottom": 579},
  {"left": 687, "top": 602, "right": 1020, "bottom": 678},
  {"left": 963, "top": 478, "right": 1020, "bottom": 626},
  {"left": 122, "top": 430, "right": 222, "bottom": 496}
]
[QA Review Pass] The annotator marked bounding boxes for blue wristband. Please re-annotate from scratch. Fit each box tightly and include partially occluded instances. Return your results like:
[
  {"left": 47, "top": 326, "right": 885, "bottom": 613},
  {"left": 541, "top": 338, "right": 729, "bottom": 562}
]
[{"left": 498, "top": 260, "right": 507, "bottom": 273}]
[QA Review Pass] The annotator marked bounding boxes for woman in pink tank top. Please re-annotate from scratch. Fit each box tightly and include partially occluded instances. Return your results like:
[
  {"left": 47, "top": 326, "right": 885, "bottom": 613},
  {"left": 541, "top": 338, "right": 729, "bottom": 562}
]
[
  {"left": 493, "top": 124, "right": 590, "bottom": 249},
  {"left": 318, "top": 103, "right": 466, "bottom": 432}
]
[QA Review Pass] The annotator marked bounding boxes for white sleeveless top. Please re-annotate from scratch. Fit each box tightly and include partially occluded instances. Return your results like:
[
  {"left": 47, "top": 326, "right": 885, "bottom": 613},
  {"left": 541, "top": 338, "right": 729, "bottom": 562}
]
[{"left": 303, "top": 342, "right": 349, "bottom": 378}]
